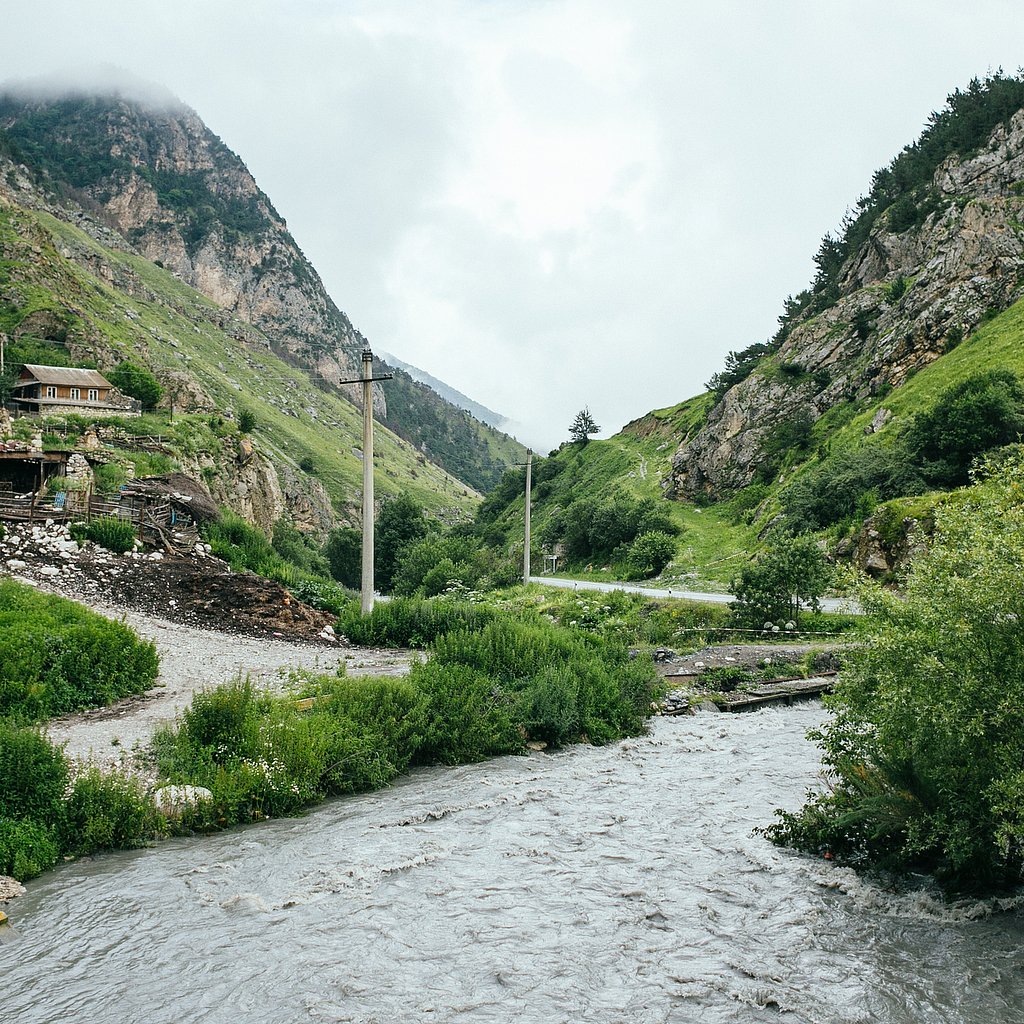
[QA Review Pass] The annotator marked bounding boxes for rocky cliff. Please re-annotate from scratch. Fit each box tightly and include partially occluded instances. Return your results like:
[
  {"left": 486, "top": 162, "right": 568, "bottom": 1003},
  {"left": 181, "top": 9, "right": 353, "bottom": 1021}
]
[
  {"left": 671, "top": 107, "right": 1024, "bottom": 498},
  {"left": 0, "top": 81, "right": 525, "bottom": 494},
  {"left": 0, "top": 87, "right": 367, "bottom": 391}
]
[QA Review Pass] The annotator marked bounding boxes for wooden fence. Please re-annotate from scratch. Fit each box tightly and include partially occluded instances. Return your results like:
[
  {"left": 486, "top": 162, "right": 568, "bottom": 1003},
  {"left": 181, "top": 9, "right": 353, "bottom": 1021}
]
[{"left": 0, "top": 492, "right": 177, "bottom": 546}]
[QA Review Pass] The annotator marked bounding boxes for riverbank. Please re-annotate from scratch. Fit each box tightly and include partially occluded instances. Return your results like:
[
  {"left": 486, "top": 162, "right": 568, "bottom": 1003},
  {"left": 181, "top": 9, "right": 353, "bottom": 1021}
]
[{"left": 44, "top": 604, "right": 418, "bottom": 776}]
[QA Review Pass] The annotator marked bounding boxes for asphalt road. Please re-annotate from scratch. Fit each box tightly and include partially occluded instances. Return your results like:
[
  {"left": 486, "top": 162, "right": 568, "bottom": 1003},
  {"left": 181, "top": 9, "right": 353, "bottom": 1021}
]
[{"left": 528, "top": 575, "right": 860, "bottom": 614}]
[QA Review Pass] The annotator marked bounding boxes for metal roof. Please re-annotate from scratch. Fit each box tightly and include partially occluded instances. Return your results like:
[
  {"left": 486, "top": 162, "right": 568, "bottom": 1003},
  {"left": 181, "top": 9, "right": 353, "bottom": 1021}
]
[{"left": 15, "top": 364, "right": 113, "bottom": 389}]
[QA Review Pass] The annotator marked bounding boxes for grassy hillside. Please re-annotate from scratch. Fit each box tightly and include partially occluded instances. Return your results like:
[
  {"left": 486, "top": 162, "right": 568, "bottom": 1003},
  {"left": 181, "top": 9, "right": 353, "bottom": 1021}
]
[
  {"left": 0, "top": 201, "right": 478, "bottom": 519},
  {"left": 478, "top": 393, "right": 757, "bottom": 587}
]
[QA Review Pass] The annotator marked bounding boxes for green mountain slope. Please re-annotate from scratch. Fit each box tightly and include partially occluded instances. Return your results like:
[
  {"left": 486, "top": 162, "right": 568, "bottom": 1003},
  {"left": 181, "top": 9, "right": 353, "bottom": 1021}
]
[
  {"left": 0, "top": 83, "right": 525, "bottom": 495},
  {"left": 0, "top": 197, "right": 479, "bottom": 525},
  {"left": 476, "top": 75, "right": 1024, "bottom": 583}
]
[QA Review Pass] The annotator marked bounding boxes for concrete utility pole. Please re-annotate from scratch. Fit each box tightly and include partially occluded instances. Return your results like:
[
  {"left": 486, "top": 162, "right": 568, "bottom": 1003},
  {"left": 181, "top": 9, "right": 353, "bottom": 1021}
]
[
  {"left": 523, "top": 450, "right": 532, "bottom": 585},
  {"left": 339, "top": 348, "right": 395, "bottom": 614},
  {"left": 338, "top": 350, "right": 393, "bottom": 616},
  {"left": 360, "top": 349, "right": 375, "bottom": 615}
]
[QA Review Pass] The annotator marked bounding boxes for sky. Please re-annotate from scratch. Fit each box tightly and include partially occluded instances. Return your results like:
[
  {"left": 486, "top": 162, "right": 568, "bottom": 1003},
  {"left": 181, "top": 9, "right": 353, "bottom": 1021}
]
[{"left": 4, "top": 2, "right": 1024, "bottom": 451}]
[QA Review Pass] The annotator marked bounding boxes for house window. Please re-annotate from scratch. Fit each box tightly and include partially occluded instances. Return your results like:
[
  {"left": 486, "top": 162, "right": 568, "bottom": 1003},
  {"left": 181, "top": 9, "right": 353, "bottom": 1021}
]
[
  {"left": 69, "top": 387, "right": 81, "bottom": 400},
  {"left": 46, "top": 386, "right": 57, "bottom": 398},
  {"left": 88, "top": 388, "right": 99, "bottom": 402}
]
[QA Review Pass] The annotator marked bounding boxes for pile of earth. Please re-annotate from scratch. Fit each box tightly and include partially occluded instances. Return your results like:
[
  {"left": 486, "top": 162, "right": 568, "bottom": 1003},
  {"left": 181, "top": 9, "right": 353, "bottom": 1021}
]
[{"left": 1, "top": 520, "right": 340, "bottom": 643}]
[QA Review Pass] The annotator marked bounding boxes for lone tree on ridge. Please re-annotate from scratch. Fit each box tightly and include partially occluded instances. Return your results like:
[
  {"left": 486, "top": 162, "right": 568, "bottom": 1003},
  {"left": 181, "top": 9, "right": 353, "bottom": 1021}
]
[{"left": 569, "top": 407, "right": 600, "bottom": 446}]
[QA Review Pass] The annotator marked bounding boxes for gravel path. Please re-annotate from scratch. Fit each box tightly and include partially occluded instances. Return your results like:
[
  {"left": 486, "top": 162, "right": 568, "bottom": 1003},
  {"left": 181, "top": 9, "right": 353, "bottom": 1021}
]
[{"left": 44, "top": 603, "right": 418, "bottom": 772}]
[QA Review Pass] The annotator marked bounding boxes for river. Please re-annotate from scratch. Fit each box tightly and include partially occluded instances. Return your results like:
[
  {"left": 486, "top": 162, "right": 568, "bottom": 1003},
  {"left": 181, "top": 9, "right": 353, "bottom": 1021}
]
[{"left": 5, "top": 706, "right": 1024, "bottom": 1024}]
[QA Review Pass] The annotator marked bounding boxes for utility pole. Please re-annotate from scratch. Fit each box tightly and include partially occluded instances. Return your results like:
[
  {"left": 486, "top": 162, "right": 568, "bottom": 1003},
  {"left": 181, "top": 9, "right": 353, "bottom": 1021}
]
[
  {"left": 360, "top": 349, "right": 375, "bottom": 615},
  {"left": 523, "top": 450, "right": 532, "bottom": 585},
  {"left": 338, "top": 349, "right": 393, "bottom": 616}
]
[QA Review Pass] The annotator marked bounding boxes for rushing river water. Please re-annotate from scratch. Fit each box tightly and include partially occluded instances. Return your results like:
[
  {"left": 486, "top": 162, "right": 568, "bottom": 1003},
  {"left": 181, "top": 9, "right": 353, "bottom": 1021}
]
[{"left": 6, "top": 706, "right": 1024, "bottom": 1024}]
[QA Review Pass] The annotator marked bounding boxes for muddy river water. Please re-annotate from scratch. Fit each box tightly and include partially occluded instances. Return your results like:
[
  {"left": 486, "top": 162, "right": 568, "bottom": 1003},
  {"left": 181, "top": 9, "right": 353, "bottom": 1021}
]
[{"left": 6, "top": 706, "right": 1024, "bottom": 1023}]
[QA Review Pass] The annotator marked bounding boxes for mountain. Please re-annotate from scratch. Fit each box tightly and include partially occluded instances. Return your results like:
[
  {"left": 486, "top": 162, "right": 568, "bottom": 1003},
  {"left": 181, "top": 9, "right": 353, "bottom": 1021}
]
[
  {"left": 670, "top": 73, "right": 1024, "bottom": 499},
  {"left": 0, "top": 79, "right": 525, "bottom": 495},
  {"left": 380, "top": 352, "right": 509, "bottom": 432},
  {"left": 474, "top": 74, "right": 1024, "bottom": 582}
]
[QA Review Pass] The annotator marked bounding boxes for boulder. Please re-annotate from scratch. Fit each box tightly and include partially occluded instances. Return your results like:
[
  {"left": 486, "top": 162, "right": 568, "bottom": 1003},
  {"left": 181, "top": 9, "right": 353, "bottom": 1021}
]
[{"left": 153, "top": 784, "right": 213, "bottom": 817}]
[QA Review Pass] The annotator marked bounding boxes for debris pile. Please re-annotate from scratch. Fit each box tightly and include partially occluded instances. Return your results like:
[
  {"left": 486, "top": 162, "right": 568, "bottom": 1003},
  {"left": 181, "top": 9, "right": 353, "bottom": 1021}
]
[{"left": 1, "top": 520, "right": 340, "bottom": 644}]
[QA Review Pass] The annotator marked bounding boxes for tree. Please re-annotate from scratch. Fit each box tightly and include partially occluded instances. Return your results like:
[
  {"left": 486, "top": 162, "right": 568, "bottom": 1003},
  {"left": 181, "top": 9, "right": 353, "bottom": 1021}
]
[
  {"left": 765, "top": 449, "right": 1024, "bottom": 888},
  {"left": 375, "top": 493, "right": 429, "bottom": 592},
  {"left": 323, "top": 527, "right": 362, "bottom": 589},
  {"left": 107, "top": 361, "right": 162, "bottom": 411},
  {"left": 730, "top": 531, "right": 830, "bottom": 627},
  {"left": 569, "top": 407, "right": 600, "bottom": 446}
]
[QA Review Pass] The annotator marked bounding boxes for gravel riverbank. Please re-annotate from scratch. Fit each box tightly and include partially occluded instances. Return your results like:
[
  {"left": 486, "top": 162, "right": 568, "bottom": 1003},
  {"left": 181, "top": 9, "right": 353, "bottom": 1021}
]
[{"left": 43, "top": 602, "right": 418, "bottom": 772}]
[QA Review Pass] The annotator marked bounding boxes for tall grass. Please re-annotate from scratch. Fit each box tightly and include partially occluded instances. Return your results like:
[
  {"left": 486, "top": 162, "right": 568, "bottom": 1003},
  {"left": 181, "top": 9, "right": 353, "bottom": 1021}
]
[
  {"left": 0, "top": 721, "right": 163, "bottom": 880},
  {"left": 152, "top": 601, "right": 659, "bottom": 832},
  {"left": 0, "top": 579, "right": 159, "bottom": 720}
]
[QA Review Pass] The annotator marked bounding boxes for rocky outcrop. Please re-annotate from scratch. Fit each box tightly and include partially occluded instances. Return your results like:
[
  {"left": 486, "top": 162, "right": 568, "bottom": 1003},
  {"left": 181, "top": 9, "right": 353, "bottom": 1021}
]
[
  {"left": 672, "top": 109, "right": 1024, "bottom": 498},
  {"left": 0, "top": 91, "right": 373, "bottom": 405}
]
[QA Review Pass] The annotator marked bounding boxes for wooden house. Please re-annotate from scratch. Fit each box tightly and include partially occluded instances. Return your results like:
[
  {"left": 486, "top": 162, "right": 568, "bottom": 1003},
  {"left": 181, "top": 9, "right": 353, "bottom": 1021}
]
[{"left": 9, "top": 364, "right": 140, "bottom": 417}]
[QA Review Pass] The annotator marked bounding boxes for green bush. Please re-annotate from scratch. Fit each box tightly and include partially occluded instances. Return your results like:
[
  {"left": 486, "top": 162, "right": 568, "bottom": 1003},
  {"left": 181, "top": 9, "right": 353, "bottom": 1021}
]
[
  {"left": 60, "top": 768, "right": 166, "bottom": 856},
  {"left": 0, "top": 720, "right": 68, "bottom": 822},
  {"left": 622, "top": 530, "right": 676, "bottom": 580},
  {"left": 411, "top": 662, "right": 520, "bottom": 764},
  {"left": 0, "top": 818, "right": 60, "bottom": 881},
  {"left": 0, "top": 579, "right": 159, "bottom": 720},
  {"left": 84, "top": 515, "right": 137, "bottom": 554},
  {"left": 310, "top": 676, "right": 425, "bottom": 792},
  {"left": 203, "top": 511, "right": 276, "bottom": 570},
  {"left": 237, "top": 408, "right": 256, "bottom": 433},
  {"left": 765, "top": 451, "right": 1024, "bottom": 889},
  {"left": 92, "top": 462, "right": 129, "bottom": 496},
  {"left": 905, "top": 370, "right": 1024, "bottom": 486},
  {"left": 780, "top": 444, "right": 924, "bottom": 532},
  {"left": 107, "top": 361, "right": 163, "bottom": 410},
  {"left": 336, "top": 596, "right": 497, "bottom": 648}
]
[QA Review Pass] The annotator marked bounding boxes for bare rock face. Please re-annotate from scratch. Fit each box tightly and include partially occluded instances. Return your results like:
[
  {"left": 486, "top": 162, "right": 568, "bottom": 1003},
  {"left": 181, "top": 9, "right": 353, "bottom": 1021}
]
[
  {"left": 671, "top": 109, "right": 1024, "bottom": 499},
  {"left": 155, "top": 369, "right": 216, "bottom": 413},
  {"left": 0, "top": 93, "right": 371, "bottom": 410}
]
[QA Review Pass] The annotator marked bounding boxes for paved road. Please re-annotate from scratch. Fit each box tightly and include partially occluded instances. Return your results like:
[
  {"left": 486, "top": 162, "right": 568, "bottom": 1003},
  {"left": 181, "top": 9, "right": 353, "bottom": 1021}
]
[{"left": 529, "top": 575, "right": 860, "bottom": 614}]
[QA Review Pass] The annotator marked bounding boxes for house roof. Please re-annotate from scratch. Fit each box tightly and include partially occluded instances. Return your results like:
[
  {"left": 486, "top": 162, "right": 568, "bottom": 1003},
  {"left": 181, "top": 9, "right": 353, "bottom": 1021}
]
[{"left": 15, "top": 364, "right": 112, "bottom": 389}]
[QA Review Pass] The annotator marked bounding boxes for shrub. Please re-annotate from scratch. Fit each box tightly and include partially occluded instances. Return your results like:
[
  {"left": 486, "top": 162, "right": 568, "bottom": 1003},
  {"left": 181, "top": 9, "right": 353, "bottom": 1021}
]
[
  {"left": 0, "top": 579, "right": 159, "bottom": 720},
  {"left": 60, "top": 768, "right": 166, "bottom": 856},
  {"left": 203, "top": 511, "right": 276, "bottom": 570},
  {"left": 411, "top": 662, "right": 520, "bottom": 764},
  {"left": 622, "top": 530, "right": 676, "bottom": 580},
  {"left": 550, "top": 491, "right": 678, "bottom": 563},
  {"left": 0, "top": 721, "right": 68, "bottom": 822},
  {"left": 904, "top": 370, "right": 1024, "bottom": 486},
  {"left": 84, "top": 515, "right": 137, "bottom": 554},
  {"left": 886, "top": 275, "right": 908, "bottom": 302},
  {"left": 780, "top": 444, "right": 924, "bottom": 532},
  {"left": 107, "top": 361, "right": 163, "bottom": 410},
  {"left": 237, "top": 408, "right": 256, "bottom": 433},
  {"left": 336, "top": 596, "right": 497, "bottom": 648},
  {"left": 0, "top": 818, "right": 59, "bottom": 880},
  {"left": 310, "top": 676, "right": 426, "bottom": 792},
  {"left": 764, "top": 451, "right": 1024, "bottom": 889}
]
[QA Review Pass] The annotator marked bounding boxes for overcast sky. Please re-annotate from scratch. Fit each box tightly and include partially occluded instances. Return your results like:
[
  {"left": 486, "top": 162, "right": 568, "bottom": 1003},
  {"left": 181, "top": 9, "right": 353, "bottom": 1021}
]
[{"left": 5, "top": 2, "right": 1024, "bottom": 450}]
